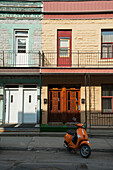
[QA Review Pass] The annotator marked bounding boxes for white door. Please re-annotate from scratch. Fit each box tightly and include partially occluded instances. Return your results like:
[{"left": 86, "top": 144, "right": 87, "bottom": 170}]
[
  {"left": 5, "top": 90, "right": 19, "bottom": 123},
  {"left": 15, "top": 37, "right": 28, "bottom": 67},
  {"left": 23, "top": 90, "right": 37, "bottom": 123}
]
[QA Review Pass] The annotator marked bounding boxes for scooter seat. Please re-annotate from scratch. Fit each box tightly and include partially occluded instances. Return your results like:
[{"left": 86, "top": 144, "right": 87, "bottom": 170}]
[{"left": 67, "top": 130, "right": 76, "bottom": 135}]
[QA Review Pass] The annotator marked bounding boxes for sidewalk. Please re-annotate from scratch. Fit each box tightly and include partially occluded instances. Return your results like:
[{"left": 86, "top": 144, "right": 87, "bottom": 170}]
[{"left": 0, "top": 133, "right": 113, "bottom": 152}]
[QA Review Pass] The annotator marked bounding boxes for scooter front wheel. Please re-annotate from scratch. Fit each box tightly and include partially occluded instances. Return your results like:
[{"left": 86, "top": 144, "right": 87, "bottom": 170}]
[{"left": 80, "top": 144, "right": 91, "bottom": 158}]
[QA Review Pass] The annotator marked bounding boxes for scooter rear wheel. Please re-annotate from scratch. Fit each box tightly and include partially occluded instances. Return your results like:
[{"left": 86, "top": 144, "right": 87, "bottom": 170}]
[{"left": 80, "top": 144, "right": 91, "bottom": 158}]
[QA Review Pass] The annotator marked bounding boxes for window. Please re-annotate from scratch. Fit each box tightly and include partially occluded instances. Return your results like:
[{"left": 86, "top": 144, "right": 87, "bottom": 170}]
[
  {"left": 101, "top": 30, "right": 113, "bottom": 59},
  {"left": 14, "top": 30, "right": 28, "bottom": 54},
  {"left": 102, "top": 85, "right": 113, "bottom": 113},
  {"left": 59, "top": 38, "right": 70, "bottom": 57}
]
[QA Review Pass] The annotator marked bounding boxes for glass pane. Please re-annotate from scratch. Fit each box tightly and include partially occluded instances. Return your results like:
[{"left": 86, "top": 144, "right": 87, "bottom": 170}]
[
  {"left": 68, "top": 92, "right": 70, "bottom": 100},
  {"left": 50, "top": 92, "right": 52, "bottom": 100},
  {"left": 108, "top": 44, "right": 112, "bottom": 58},
  {"left": 29, "top": 95, "right": 31, "bottom": 103},
  {"left": 18, "top": 39, "right": 26, "bottom": 46},
  {"left": 76, "top": 102, "right": 78, "bottom": 111},
  {"left": 59, "top": 48, "right": 69, "bottom": 57},
  {"left": 102, "top": 31, "right": 113, "bottom": 42},
  {"left": 58, "top": 102, "right": 60, "bottom": 110},
  {"left": 18, "top": 50, "right": 26, "bottom": 53},
  {"left": 58, "top": 92, "right": 60, "bottom": 101},
  {"left": 102, "top": 98, "right": 112, "bottom": 113},
  {"left": 18, "top": 46, "right": 26, "bottom": 49},
  {"left": 11, "top": 95, "right": 13, "bottom": 103},
  {"left": 76, "top": 92, "right": 78, "bottom": 101},
  {"left": 18, "top": 39, "right": 26, "bottom": 53},
  {"left": 68, "top": 102, "right": 70, "bottom": 110},
  {"left": 102, "top": 85, "right": 113, "bottom": 96},
  {"left": 15, "top": 31, "right": 28, "bottom": 35},
  {"left": 50, "top": 101, "right": 52, "bottom": 110},
  {"left": 102, "top": 44, "right": 107, "bottom": 58},
  {"left": 60, "top": 39, "right": 69, "bottom": 47}
]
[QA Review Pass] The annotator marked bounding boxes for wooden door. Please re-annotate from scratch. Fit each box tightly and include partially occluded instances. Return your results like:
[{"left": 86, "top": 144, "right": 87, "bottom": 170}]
[
  {"left": 48, "top": 88, "right": 80, "bottom": 123},
  {"left": 49, "top": 90, "right": 62, "bottom": 122},
  {"left": 66, "top": 90, "right": 80, "bottom": 122},
  {"left": 57, "top": 30, "right": 72, "bottom": 67}
]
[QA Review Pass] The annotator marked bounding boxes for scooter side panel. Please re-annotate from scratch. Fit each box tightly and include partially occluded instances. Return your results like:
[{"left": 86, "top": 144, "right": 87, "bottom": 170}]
[
  {"left": 80, "top": 140, "right": 91, "bottom": 146},
  {"left": 64, "top": 133, "right": 72, "bottom": 143}
]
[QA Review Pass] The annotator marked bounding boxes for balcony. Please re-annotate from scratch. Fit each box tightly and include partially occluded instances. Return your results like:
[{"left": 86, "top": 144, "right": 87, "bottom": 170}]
[
  {"left": 0, "top": 51, "right": 40, "bottom": 67},
  {"left": 42, "top": 51, "right": 113, "bottom": 68},
  {"left": 1, "top": 51, "right": 113, "bottom": 68}
]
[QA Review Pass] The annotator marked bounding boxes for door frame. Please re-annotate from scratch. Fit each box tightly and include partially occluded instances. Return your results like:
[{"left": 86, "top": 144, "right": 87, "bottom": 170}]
[
  {"left": 48, "top": 86, "right": 80, "bottom": 123},
  {"left": 57, "top": 30, "right": 72, "bottom": 67},
  {"left": 14, "top": 30, "right": 29, "bottom": 67}
]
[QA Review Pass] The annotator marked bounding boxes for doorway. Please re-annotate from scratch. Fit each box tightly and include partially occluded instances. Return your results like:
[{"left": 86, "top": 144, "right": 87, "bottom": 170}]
[
  {"left": 14, "top": 30, "right": 29, "bottom": 67},
  {"left": 57, "top": 30, "right": 72, "bottom": 67},
  {"left": 48, "top": 86, "right": 80, "bottom": 123}
]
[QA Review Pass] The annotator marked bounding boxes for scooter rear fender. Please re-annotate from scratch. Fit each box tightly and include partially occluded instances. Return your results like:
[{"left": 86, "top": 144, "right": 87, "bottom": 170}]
[{"left": 80, "top": 140, "right": 91, "bottom": 147}]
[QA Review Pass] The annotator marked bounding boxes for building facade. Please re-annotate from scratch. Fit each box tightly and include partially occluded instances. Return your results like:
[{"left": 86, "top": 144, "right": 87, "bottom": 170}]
[
  {"left": 41, "top": 0, "right": 113, "bottom": 129},
  {"left": 0, "top": 0, "right": 42, "bottom": 126},
  {"left": 0, "top": 0, "right": 113, "bottom": 132}
]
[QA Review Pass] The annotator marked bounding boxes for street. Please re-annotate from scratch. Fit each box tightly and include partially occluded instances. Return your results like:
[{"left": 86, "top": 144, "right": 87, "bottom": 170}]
[{"left": 0, "top": 149, "right": 113, "bottom": 170}]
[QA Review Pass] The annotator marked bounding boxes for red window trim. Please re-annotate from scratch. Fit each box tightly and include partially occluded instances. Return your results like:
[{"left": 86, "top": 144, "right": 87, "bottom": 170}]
[{"left": 101, "top": 30, "right": 113, "bottom": 59}]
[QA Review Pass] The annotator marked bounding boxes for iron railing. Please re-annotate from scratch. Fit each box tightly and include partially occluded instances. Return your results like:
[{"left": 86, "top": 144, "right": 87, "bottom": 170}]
[
  {"left": 42, "top": 51, "right": 113, "bottom": 68},
  {"left": 1, "top": 51, "right": 113, "bottom": 67},
  {"left": 0, "top": 51, "right": 41, "bottom": 67},
  {"left": 89, "top": 112, "right": 113, "bottom": 127}
]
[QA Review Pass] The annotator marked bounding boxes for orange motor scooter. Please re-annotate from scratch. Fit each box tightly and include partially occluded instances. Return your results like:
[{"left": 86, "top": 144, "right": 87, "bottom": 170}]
[{"left": 64, "top": 122, "right": 91, "bottom": 158}]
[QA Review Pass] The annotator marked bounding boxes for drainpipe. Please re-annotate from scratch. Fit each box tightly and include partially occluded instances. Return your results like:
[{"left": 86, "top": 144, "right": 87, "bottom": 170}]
[
  {"left": 89, "top": 74, "right": 91, "bottom": 131},
  {"left": 39, "top": 73, "right": 42, "bottom": 126},
  {"left": 85, "top": 74, "right": 87, "bottom": 128}
]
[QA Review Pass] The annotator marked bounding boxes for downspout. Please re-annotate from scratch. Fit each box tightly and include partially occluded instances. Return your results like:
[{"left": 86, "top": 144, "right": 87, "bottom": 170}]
[{"left": 85, "top": 74, "right": 87, "bottom": 128}]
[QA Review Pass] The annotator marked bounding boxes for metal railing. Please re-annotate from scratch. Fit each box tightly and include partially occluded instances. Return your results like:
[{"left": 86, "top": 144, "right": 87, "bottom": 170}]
[
  {"left": 0, "top": 51, "right": 41, "bottom": 67},
  {"left": 89, "top": 112, "right": 113, "bottom": 127},
  {"left": 1, "top": 50, "right": 113, "bottom": 68},
  {"left": 42, "top": 51, "right": 113, "bottom": 68}
]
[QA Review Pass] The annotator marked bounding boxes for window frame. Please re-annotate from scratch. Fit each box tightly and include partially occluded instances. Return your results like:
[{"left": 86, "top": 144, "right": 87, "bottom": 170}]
[
  {"left": 101, "top": 30, "right": 113, "bottom": 59},
  {"left": 102, "top": 85, "right": 113, "bottom": 114}
]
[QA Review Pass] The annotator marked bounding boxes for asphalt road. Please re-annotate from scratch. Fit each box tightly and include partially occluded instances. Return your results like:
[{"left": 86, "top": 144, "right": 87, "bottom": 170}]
[{"left": 0, "top": 149, "right": 113, "bottom": 170}]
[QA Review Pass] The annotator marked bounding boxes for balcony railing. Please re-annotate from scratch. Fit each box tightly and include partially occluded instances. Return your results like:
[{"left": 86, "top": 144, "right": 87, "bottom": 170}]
[
  {"left": 42, "top": 51, "right": 113, "bottom": 68},
  {"left": 1, "top": 51, "right": 113, "bottom": 68},
  {"left": 0, "top": 51, "right": 40, "bottom": 67}
]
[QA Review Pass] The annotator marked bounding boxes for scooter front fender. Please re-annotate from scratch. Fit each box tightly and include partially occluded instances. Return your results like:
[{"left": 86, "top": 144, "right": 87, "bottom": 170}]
[{"left": 80, "top": 140, "right": 91, "bottom": 147}]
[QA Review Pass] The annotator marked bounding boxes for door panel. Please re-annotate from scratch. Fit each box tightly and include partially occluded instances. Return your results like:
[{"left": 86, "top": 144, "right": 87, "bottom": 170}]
[
  {"left": 57, "top": 30, "right": 72, "bottom": 67},
  {"left": 5, "top": 90, "right": 19, "bottom": 123},
  {"left": 23, "top": 90, "right": 37, "bottom": 123},
  {"left": 49, "top": 90, "right": 62, "bottom": 122},
  {"left": 66, "top": 90, "right": 80, "bottom": 122},
  {"left": 15, "top": 37, "right": 28, "bottom": 67}
]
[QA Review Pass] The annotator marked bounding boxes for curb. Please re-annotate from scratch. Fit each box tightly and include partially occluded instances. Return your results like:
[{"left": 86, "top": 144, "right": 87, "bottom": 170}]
[
  {"left": 0, "top": 147, "right": 113, "bottom": 153},
  {"left": 0, "top": 132, "right": 113, "bottom": 138}
]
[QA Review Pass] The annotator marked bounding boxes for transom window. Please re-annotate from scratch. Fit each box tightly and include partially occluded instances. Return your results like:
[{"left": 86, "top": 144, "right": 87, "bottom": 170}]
[
  {"left": 101, "top": 30, "right": 113, "bottom": 59},
  {"left": 102, "top": 85, "right": 113, "bottom": 113}
]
